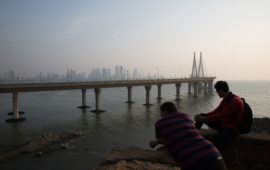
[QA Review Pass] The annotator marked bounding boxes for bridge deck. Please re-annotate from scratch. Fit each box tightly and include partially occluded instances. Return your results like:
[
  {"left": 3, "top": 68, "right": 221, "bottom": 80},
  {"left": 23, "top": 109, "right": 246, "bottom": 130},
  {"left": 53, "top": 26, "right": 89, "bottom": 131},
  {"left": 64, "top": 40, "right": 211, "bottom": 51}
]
[{"left": 0, "top": 77, "right": 215, "bottom": 93}]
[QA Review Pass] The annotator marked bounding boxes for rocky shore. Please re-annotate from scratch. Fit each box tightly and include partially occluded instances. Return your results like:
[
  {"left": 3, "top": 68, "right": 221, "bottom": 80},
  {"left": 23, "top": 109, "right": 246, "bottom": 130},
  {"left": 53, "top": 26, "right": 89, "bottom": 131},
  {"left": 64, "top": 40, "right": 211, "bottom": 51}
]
[
  {"left": 0, "top": 131, "right": 82, "bottom": 162},
  {"left": 1, "top": 118, "right": 270, "bottom": 169},
  {"left": 251, "top": 117, "right": 270, "bottom": 134},
  {"left": 95, "top": 117, "right": 270, "bottom": 170}
]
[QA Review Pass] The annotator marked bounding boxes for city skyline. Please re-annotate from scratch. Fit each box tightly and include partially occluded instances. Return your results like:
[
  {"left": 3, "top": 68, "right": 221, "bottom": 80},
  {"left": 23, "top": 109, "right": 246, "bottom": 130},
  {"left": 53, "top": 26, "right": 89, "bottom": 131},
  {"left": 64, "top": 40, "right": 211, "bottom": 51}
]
[
  {"left": 0, "top": 65, "right": 167, "bottom": 82},
  {"left": 1, "top": 1, "right": 270, "bottom": 81}
]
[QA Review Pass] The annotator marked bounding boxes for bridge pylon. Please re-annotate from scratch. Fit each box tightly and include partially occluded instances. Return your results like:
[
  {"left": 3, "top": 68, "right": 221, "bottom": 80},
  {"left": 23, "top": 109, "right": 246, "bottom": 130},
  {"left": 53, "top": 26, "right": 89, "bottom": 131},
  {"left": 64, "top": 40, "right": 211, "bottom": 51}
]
[
  {"left": 190, "top": 52, "right": 208, "bottom": 96},
  {"left": 191, "top": 52, "right": 198, "bottom": 78},
  {"left": 198, "top": 52, "right": 205, "bottom": 78},
  {"left": 191, "top": 52, "right": 205, "bottom": 78}
]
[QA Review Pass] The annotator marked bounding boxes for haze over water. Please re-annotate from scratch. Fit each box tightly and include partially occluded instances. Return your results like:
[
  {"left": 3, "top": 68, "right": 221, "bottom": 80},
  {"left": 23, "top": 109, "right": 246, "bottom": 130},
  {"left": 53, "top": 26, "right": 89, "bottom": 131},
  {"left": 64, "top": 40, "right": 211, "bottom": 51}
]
[
  {"left": 0, "top": 80, "right": 269, "bottom": 169},
  {"left": 1, "top": 0, "right": 270, "bottom": 80},
  {"left": 1, "top": 1, "right": 270, "bottom": 169}
]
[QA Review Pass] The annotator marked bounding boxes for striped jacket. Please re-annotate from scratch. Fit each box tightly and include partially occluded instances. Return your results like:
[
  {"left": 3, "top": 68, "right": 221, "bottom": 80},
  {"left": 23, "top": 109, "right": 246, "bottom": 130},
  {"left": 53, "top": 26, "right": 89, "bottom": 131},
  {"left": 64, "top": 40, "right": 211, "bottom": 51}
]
[{"left": 155, "top": 112, "right": 221, "bottom": 170}]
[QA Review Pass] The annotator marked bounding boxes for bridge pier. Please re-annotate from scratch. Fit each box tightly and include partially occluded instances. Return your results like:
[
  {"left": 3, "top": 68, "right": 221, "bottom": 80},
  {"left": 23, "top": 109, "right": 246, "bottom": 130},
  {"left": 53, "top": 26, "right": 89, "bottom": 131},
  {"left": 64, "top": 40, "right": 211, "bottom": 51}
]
[
  {"left": 204, "top": 82, "right": 208, "bottom": 94},
  {"left": 78, "top": 89, "right": 90, "bottom": 109},
  {"left": 193, "top": 82, "right": 199, "bottom": 97},
  {"left": 198, "top": 82, "right": 203, "bottom": 93},
  {"left": 6, "top": 92, "right": 25, "bottom": 123},
  {"left": 126, "top": 86, "right": 134, "bottom": 103},
  {"left": 175, "top": 83, "right": 181, "bottom": 100},
  {"left": 188, "top": 83, "right": 191, "bottom": 94},
  {"left": 208, "top": 80, "right": 214, "bottom": 92},
  {"left": 144, "top": 85, "right": 152, "bottom": 106},
  {"left": 91, "top": 88, "right": 105, "bottom": 113},
  {"left": 156, "top": 84, "right": 162, "bottom": 99}
]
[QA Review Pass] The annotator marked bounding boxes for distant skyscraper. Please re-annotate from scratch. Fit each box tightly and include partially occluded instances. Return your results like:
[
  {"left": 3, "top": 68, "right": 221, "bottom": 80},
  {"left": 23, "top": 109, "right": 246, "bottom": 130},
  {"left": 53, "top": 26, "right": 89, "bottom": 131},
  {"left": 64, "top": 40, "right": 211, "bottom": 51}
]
[
  {"left": 115, "top": 66, "right": 120, "bottom": 80},
  {"left": 108, "top": 69, "right": 111, "bottom": 80},
  {"left": 8, "top": 70, "right": 16, "bottom": 81},
  {"left": 39, "top": 72, "right": 43, "bottom": 81},
  {"left": 94, "top": 68, "right": 101, "bottom": 80},
  {"left": 133, "top": 68, "right": 138, "bottom": 80},
  {"left": 119, "top": 66, "right": 124, "bottom": 80},
  {"left": 102, "top": 68, "right": 108, "bottom": 80}
]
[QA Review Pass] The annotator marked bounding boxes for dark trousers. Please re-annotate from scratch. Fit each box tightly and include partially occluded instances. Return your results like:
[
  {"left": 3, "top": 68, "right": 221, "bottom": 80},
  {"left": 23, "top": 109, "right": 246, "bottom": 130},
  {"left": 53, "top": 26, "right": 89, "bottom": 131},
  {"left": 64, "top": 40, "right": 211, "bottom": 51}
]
[
  {"left": 195, "top": 114, "right": 236, "bottom": 153},
  {"left": 194, "top": 157, "right": 227, "bottom": 170}
]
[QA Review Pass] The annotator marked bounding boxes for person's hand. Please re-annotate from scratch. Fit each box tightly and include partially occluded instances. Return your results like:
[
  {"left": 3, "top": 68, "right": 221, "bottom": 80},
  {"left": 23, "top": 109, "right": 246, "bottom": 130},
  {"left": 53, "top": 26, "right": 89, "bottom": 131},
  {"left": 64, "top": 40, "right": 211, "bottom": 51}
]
[
  {"left": 149, "top": 140, "right": 158, "bottom": 148},
  {"left": 194, "top": 114, "right": 206, "bottom": 122}
]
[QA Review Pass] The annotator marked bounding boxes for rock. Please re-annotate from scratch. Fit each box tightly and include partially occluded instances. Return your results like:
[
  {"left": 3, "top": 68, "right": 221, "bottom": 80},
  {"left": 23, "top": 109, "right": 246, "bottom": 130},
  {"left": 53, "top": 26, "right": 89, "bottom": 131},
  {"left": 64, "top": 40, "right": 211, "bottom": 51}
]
[
  {"left": 61, "top": 143, "right": 69, "bottom": 149},
  {"left": 0, "top": 132, "right": 82, "bottom": 162},
  {"left": 221, "top": 132, "right": 270, "bottom": 170},
  {"left": 96, "top": 160, "right": 180, "bottom": 170},
  {"left": 35, "top": 151, "right": 43, "bottom": 157},
  {"left": 94, "top": 146, "right": 180, "bottom": 170},
  {"left": 251, "top": 117, "right": 270, "bottom": 134},
  {"left": 95, "top": 130, "right": 270, "bottom": 170}
]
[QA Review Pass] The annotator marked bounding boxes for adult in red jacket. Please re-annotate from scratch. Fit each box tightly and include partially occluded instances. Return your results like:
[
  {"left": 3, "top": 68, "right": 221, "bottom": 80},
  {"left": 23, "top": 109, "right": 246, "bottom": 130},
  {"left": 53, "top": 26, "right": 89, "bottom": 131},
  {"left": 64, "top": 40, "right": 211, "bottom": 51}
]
[{"left": 194, "top": 81, "right": 244, "bottom": 152}]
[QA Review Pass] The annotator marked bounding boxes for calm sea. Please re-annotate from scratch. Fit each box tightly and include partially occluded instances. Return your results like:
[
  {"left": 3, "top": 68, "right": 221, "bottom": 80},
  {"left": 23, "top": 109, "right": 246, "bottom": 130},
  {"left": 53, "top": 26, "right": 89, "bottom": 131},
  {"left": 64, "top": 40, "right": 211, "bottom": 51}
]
[{"left": 0, "top": 80, "right": 269, "bottom": 169}]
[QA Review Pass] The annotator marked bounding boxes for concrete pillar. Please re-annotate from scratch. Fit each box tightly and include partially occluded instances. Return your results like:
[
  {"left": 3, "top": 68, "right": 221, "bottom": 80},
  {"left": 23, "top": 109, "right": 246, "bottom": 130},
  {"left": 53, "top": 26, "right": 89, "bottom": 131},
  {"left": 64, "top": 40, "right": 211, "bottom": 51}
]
[
  {"left": 82, "top": 89, "right": 86, "bottom": 106},
  {"left": 91, "top": 88, "right": 105, "bottom": 113},
  {"left": 188, "top": 82, "right": 191, "bottom": 94},
  {"left": 208, "top": 80, "right": 214, "bottom": 92},
  {"left": 175, "top": 83, "right": 181, "bottom": 100},
  {"left": 157, "top": 84, "right": 162, "bottom": 99},
  {"left": 193, "top": 82, "right": 199, "bottom": 97},
  {"left": 78, "top": 89, "right": 90, "bottom": 108},
  {"left": 204, "top": 82, "right": 208, "bottom": 94},
  {"left": 95, "top": 88, "right": 100, "bottom": 111},
  {"left": 198, "top": 81, "right": 202, "bottom": 92},
  {"left": 13, "top": 92, "right": 19, "bottom": 119},
  {"left": 126, "top": 86, "right": 134, "bottom": 103},
  {"left": 6, "top": 92, "right": 26, "bottom": 123},
  {"left": 144, "top": 85, "right": 152, "bottom": 106}
]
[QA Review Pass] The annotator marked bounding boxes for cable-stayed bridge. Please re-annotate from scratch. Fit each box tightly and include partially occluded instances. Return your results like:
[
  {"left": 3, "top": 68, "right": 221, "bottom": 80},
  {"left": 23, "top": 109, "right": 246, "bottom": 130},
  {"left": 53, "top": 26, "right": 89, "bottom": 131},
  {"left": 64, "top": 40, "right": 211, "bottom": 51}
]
[{"left": 0, "top": 52, "right": 215, "bottom": 122}]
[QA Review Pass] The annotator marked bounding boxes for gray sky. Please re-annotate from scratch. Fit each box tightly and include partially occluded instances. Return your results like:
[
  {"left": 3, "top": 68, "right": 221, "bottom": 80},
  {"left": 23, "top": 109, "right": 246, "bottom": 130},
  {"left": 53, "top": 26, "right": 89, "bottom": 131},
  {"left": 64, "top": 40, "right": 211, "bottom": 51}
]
[{"left": 0, "top": 0, "right": 270, "bottom": 80}]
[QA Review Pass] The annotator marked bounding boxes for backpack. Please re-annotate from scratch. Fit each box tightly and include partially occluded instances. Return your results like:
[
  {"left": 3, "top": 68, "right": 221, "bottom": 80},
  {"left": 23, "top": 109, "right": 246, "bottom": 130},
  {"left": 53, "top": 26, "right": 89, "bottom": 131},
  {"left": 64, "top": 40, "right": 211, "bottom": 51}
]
[{"left": 238, "top": 98, "right": 253, "bottom": 134}]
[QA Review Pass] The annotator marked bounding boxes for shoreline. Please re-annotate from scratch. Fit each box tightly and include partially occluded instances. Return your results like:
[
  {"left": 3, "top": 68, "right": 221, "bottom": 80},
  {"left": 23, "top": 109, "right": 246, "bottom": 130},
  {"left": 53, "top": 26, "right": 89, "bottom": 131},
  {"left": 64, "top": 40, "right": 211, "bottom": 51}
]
[
  {"left": 0, "top": 117, "right": 269, "bottom": 163},
  {"left": 0, "top": 131, "right": 83, "bottom": 162}
]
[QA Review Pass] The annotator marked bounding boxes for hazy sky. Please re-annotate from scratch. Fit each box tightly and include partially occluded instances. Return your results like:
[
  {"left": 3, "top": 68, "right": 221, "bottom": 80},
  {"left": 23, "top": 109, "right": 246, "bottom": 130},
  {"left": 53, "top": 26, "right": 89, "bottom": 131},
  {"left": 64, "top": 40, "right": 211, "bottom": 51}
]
[{"left": 0, "top": 0, "right": 269, "bottom": 80}]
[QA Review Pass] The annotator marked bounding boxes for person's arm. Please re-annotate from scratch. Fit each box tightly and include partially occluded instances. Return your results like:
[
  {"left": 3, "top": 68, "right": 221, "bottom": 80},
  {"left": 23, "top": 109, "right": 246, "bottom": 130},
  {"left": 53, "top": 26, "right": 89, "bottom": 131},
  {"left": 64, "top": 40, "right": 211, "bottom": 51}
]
[
  {"left": 194, "top": 114, "right": 206, "bottom": 122},
  {"left": 206, "top": 99, "right": 240, "bottom": 121},
  {"left": 149, "top": 138, "right": 165, "bottom": 148},
  {"left": 194, "top": 101, "right": 224, "bottom": 122},
  {"left": 206, "top": 100, "right": 224, "bottom": 115},
  {"left": 150, "top": 122, "right": 166, "bottom": 148}
]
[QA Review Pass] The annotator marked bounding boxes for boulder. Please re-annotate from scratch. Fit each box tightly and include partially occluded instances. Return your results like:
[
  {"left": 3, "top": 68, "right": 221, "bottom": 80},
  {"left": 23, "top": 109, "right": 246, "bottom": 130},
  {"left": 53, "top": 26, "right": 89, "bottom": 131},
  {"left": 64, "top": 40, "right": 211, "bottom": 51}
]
[
  {"left": 0, "top": 132, "right": 82, "bottom": 162},
  {"left": 95, "top": 129, "right": 270, "bottom": 170},
  {"left": 94, "top": 146, "right": 180, "bottom": 170}
]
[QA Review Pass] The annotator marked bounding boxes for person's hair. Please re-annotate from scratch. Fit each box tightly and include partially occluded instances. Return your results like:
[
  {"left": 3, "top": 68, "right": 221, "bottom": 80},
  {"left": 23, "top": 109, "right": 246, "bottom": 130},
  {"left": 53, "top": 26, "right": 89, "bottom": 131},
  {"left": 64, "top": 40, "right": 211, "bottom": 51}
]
[
  {"left": 214, "top": 81, "right": 229, "bottom": 92},
  {"left": 160, "top": 102, "right": 178, "bottom": 114}
]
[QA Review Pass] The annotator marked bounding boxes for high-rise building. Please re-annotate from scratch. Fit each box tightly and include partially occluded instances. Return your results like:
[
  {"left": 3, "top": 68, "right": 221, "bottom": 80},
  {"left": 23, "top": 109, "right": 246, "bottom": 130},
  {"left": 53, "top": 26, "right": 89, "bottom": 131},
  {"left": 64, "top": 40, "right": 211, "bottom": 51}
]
[
  {"left": 119, "top": 66, "right": 124, "bottom": 80},
  {"left": 115, "top": 66, "right": 120, "bottom": 80},
  {"left": 107, "top": 69, "right": 111, "bottom": 80},
  {"left": 133, "top": 68, "right": 138, "bottom": 80},
  {"left": 102, "top": 68, "right": 108, "bottom": 80},
  {"left": 8, "top": 70, "right": 16, "bottom": 80}
]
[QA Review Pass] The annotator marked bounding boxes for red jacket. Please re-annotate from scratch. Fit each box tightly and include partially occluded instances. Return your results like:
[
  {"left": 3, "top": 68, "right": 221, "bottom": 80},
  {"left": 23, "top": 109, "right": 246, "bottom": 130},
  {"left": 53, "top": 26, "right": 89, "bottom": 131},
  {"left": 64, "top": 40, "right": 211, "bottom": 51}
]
[{"left": 206, "top": 94, "right": 244, "bottom": 134}]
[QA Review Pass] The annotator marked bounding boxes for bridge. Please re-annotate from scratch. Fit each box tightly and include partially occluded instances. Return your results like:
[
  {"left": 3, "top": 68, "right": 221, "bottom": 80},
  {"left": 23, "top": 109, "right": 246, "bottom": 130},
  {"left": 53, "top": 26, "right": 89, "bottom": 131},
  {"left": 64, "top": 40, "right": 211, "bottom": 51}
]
[{"left": 0, "top": 52, "right": 216, "bottom": 122}]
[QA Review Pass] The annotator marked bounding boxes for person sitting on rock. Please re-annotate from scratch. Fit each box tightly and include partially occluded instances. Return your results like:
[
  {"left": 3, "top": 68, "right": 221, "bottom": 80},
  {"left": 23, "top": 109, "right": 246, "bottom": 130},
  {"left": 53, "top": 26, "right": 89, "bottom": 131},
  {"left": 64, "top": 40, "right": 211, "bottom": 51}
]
[
  {"left": 149, "top": 101, "right": 227, "bottom": 170},
  {"left": 194, "top": 80, "right": 244, "bottom": 152}
]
